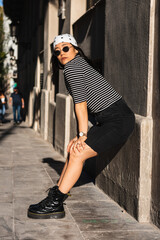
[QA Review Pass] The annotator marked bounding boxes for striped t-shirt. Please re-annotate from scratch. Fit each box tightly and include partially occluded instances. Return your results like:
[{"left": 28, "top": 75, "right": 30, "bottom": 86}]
[{"left": 63, "top": 55, "right": 122, "bottom": 113}]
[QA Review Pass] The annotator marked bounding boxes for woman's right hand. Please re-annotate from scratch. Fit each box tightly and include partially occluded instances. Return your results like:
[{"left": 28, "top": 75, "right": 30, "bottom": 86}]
[{"left": 67, "top": 136, "right": 78, "bottom": 153}]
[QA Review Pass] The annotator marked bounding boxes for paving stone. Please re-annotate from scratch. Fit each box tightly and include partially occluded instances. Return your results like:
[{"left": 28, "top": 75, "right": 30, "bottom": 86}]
[
  {"left": 0, "top": 217, "right": 13, "bottom": 238},
  {"left": 13, "top": 165, "right": 49, "bottom": 180},
  {"left": 69, "top": 185, "right": 111, "bottom": 202},
  {"left": 0, "top": 168, "right": 12, "bottom": 193},
  {"left": 14, "top": 220, "right": 84, "bottom": 240},
  {"left": 13, "top": 179, "right": 52, "bottom": 195},
  {"left": 0, "top": 203, "right": 13, "bottom": 217},
  {"left": 13, "top": 157, "right": 41, "bottom": 166},
  {"left": 1, "top": 237, "right": 14, "bottom": 240},
  {"left": 1, "top": 110, "right": 160, "bottom": 240},
  {"left": 0, "top": 193, "right": 12, "bottom": 203},
  {"left": 82, "top": 230, "right": 160, "bottom": 240},
  {"left": 12, "top": 152, "right": 38, "bottom": 162},
  {"left": 73, "top": 217, "right": 154, "bottom": 232},
  {"left": 67, "top": 200, "right": 127, "bottom": 219},
  {"left": 0, "top": 154, "right": 12, "bottom": 163}
]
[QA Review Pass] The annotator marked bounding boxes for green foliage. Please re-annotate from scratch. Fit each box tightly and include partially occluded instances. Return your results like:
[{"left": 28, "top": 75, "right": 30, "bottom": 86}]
[{"left": 0, "top": 6, "right": 7, "bottom": 89}]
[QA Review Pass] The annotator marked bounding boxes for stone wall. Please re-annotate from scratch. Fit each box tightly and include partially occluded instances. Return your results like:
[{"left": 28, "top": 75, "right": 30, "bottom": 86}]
[
  {"left": 15, "top": 0, "right": 160, "bottom": 228},
  {"left": 74, "top": 0, "right": 153, "bottom": 222},
  {"left": 54, "top": 94, "right": 71, "bottom": 157},
  {"left": 104, "top": 0, "right": 150, "bottom": 116},
  {"left": 150, "top": 0, "right": 160, "bottom": 228},
  {"left": 102, "top": 0, "right": 152, "bottom": 222},
  {"left": 48, "top": 101, "right": 56, "bottom": 145}
]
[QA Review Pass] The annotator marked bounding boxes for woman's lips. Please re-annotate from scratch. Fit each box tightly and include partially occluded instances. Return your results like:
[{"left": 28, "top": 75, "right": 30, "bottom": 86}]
[{"left": 61, "top": 57, "right": 67, "bottom": 61}]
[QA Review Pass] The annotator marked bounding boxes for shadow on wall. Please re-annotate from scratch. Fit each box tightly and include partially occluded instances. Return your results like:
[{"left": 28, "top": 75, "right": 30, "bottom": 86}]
[
  {"left": 30, "top": 91, "right": 41, "bottom": 129},
  {"left": 84, "top": 142, "right": 126, "bottom": 179}
]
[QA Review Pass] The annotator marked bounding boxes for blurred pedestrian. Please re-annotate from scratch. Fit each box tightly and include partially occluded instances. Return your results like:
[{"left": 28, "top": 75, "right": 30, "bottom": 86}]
[
  {"left": 28, "top": 33, "right": 135, "bottom": 219},
  {"left": 0, "top": 90, "right": 6, "bottom": 124},
  {"left": 9, "top": 87, "right": 24, "bottom": 124}
]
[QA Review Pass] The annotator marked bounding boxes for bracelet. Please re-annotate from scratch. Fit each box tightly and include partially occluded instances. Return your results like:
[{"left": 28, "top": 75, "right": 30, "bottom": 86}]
[{"left": 79, "top": 132, "right": 87, "bottom": 137}]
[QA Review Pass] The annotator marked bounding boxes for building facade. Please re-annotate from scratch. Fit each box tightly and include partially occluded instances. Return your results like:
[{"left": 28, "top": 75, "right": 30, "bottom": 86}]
[{"left": 3, "top": 0, "right": 160, "bottom": 228}]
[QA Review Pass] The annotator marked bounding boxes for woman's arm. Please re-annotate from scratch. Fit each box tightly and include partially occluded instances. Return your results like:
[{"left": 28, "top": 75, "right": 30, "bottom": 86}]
[
  {"left": 73, "top": 101, "right": 88, "bottom": 152},
  {"left": 75, "top": 101, "right": 88, "bottom": 136},
  {"left": 67, "top": 101, "right": 88, "bottom": 153}
]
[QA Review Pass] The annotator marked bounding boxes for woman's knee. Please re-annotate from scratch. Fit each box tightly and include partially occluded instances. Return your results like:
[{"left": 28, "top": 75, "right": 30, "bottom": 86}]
[{"left": 69, "top": 151, "right": 86, "bottom": 164}]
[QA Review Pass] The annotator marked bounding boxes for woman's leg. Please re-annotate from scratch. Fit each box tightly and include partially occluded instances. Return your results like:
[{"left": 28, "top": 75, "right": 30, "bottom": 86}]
[
  {"left": 27, "top": 144, "right": 97, "bottom": 219},
  {"left": 58, "top": 144, "right": 97, "bottom": 194}
]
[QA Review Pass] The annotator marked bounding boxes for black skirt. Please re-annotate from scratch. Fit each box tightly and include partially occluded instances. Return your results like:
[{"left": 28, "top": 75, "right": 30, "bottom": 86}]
[{"left": 85, "top": 99, "right": 135, "bottom": 154}]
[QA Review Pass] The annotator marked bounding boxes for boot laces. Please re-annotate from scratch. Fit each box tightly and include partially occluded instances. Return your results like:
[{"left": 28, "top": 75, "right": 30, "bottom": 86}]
[{"left": 39, "top": 188, "right": 57, "bottom": 207}]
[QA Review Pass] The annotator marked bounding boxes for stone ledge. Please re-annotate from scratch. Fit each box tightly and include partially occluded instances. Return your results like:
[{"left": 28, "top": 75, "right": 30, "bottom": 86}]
[{"left": 85, "top": 114, "right": 153, "bottom": 222}]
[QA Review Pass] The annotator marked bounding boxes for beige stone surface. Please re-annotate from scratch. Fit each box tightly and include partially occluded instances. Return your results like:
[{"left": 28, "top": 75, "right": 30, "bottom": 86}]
[{"left": 0, "top": 110, "right": 160, "bottom": 239}]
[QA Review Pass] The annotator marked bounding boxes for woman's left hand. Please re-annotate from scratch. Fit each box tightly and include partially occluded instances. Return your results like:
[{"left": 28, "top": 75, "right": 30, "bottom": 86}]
[{"left": 71, "top": 136, "right": 87, "bottom": 153}]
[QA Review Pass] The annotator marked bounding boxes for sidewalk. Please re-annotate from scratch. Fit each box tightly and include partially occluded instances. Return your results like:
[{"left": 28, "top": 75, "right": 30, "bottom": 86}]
[{"left": 1, "top": 110, "right": 160, "bottom": 240}]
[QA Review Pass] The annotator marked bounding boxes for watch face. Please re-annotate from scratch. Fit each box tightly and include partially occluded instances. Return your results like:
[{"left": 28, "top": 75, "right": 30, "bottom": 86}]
[{"left": 79, "top": 132, "right": 83, "bottom": 137}]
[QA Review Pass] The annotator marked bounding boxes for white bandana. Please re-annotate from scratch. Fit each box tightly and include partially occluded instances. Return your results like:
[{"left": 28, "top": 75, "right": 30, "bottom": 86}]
[{"left": 53, "top": 34, "right": 78, "bottom": 49}]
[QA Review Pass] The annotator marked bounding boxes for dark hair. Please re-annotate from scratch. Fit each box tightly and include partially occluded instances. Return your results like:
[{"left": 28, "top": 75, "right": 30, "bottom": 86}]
[
  {"left": 50, "top": 45, "right": 93, "bottom": 75},
  {"left": 74, "top": 46, "right": 94, "bottom": 67}
]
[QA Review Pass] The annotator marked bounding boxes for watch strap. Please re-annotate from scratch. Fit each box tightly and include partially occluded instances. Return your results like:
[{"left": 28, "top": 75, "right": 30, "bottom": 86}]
[{"left": 79, "top": 132, "right": 87, "bottom": 137}]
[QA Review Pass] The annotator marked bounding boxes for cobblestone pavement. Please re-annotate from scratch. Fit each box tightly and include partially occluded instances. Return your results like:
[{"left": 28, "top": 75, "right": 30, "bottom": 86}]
[{"left": 1, "top": 110, "right": 160, "bottom": 240}]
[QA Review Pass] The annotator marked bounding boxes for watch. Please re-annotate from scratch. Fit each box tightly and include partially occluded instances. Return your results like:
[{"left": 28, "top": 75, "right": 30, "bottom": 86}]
[{"left": 79, "top": 132, "right": 87, "bottom": 137}]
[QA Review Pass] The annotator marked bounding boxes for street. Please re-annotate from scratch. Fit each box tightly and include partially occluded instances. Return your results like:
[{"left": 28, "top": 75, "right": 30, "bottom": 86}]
[{"left": 0, "top": 109, "right": 160, "bottom": 240}]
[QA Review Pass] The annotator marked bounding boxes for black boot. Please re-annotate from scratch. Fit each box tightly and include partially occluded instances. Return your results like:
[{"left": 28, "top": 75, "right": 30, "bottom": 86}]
[{"left": 27, "top": 186, "right": 68, "bottom": 219}]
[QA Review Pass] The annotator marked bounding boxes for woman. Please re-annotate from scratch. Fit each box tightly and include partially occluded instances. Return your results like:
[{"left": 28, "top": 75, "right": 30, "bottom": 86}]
[{"left": 28, "top": 34, "right": 135, "bottom": 219}]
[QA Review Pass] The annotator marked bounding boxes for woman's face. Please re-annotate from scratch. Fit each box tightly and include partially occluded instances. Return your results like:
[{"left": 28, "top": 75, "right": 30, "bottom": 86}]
[{"left": 54, "top": 42, "right": 78, "bottom": 65}]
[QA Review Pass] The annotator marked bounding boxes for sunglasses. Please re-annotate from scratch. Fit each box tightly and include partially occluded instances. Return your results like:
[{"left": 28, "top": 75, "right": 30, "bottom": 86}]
[{"left": 54, "top": 46, "right": 73, "bottom": 57}]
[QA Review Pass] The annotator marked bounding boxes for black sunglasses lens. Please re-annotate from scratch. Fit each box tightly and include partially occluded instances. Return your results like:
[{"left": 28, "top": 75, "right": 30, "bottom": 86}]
[
  {"left": 54, "top": 50, "right": 60, "bottom": 56},
  {"left": 54, "top": 46, "right": 70, "bottom": 56},
  {"left": 63, "top": 46, "right": 69, "bottom": 52}
]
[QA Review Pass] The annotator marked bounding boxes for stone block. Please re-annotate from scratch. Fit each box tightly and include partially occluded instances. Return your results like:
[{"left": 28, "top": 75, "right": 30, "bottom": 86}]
[
  {"left": 48, "top": 101, "right": 56, "bottom": 145},
  {"left": 104, "top": 0, "right": 150, "bottom": 116},
  {"left": 0, "top": 217, "right": 13, "bottom": 239},
  {"left": 55, "top": 93, "right": 71, "bottom": 157},
  {"left": 95, "top": 115, "right": 152, "bottom": 222},
  {"left": 32, "top": 86, "right": 40, "bottom": 131},
  {"left": 27, "top": 90, "right": 34, "bottom": 126},
  {"left": 40, "top": 89, "right": 49, "bottom": 140}
]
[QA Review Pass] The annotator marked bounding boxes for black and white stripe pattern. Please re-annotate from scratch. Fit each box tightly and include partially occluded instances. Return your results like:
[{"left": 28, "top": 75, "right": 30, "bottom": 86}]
[{"left": 63, "top": 55, "right": 122, "bottom": 113}]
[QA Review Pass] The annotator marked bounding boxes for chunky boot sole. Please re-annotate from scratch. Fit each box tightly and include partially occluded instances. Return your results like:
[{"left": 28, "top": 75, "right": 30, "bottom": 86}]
[{"left": 27, "top": 210, "right": 65, "bottom": 219}]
